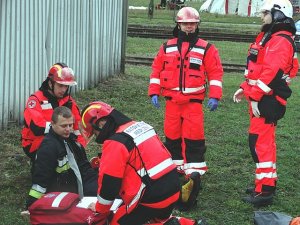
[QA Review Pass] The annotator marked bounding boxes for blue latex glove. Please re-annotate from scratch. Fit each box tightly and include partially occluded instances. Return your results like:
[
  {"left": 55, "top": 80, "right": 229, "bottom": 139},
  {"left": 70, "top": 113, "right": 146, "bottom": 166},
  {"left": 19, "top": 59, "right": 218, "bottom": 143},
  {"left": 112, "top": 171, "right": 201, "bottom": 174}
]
[
  {"left": 151, "top": 95, "right": 160, "bottom": 108},
  {"left": 207, "top": 98, "right": 219, "bottom": 111}
]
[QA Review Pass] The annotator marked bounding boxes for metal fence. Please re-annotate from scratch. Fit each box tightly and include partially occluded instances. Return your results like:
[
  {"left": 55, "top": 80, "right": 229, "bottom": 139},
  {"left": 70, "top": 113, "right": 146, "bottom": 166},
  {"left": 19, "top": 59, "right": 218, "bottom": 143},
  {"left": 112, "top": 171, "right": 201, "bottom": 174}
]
[{"left": 0, "top": 0, "right": 128, "bottom": 129}]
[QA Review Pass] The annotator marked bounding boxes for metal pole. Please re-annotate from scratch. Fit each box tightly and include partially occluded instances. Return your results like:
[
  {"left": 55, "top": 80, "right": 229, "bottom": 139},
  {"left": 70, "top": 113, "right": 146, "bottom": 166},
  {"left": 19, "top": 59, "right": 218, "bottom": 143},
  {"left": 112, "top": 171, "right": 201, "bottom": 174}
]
[{"left": 148, "top": 0, "right": 154, "bottom": 19}]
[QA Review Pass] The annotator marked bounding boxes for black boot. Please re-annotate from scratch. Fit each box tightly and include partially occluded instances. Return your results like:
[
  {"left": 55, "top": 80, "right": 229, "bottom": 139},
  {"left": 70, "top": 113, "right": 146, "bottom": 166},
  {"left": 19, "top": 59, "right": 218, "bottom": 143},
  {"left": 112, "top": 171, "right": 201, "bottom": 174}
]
[
  {"left": 242, "top": 192, "right": 274, "bottom": 207},
  {"left": 245, "top": 187, "right": 255, "bottom": 194},
  {"left": 176, "top": 172, "right": 201, "bottom": 211},
  {"left": 245, "top": 187, "right": 276, "bottom": 195}
]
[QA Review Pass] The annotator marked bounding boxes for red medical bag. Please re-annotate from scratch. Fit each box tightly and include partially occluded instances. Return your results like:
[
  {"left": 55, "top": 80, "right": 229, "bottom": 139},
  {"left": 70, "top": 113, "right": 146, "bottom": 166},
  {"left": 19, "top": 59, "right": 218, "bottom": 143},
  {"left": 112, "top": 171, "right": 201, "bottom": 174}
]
[{"left": 29, "top": 192, "right": 107, "bottom": 225}]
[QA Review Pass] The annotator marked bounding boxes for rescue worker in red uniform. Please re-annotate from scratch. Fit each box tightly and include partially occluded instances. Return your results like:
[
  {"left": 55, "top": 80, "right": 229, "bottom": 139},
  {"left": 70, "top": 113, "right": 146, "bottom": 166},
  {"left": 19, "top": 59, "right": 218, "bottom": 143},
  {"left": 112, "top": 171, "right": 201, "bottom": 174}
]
[
  {"left": 81, "top": 101, "right": 206, "bottom": 225},
  {"left": 233, "top": 0, "right": 298, "bottom": 207},
  {"left": 21, "top": 62, "right": 86, "bottom": 165},
  {"left": 148, "top": 7, "right": 223, "bottom": 210}
]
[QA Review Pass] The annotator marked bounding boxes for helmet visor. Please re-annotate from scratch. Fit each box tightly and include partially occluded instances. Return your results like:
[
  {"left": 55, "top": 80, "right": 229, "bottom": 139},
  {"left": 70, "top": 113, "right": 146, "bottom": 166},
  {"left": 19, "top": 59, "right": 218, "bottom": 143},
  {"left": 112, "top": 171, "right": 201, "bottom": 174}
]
[{"left": 55, "top": 67, "right": 77, "bottom": 86}]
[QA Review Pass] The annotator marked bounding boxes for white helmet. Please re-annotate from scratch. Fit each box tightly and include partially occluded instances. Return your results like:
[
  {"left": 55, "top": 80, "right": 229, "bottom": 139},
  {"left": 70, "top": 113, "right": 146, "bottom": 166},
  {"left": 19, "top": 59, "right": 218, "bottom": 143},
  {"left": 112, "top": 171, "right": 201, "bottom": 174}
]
[{"left": 260, "top": 0, "right": 293, "bottom": 19}]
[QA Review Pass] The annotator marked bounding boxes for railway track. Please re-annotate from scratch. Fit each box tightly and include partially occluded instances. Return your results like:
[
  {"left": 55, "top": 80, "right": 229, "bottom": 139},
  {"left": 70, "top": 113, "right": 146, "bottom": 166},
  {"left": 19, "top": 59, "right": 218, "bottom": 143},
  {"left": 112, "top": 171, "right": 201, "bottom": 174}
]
[
  {"left": 126, "top": 25, "right": 299, "bottom": 74},
  {"left": 127, "top": 25, "right": 256, "bottom": 42},
  {"left": 126, "top": 56, "right": 245, "bottom": 73}
]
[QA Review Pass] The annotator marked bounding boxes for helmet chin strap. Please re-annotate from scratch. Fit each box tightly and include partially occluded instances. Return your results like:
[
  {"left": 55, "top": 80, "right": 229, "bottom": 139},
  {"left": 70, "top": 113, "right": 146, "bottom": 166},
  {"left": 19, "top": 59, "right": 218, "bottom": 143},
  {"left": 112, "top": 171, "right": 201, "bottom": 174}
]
[
  {"left": 260, "top": 18, "right": 277, "bottom": 46},
  {"left": 48, "top": 79, "right": 55, "bottom": 93},
  {"left": 95, "top": 133, "right": 103, "bottom": 144},
  {"left": 90, "top": 117, "right": 103, "bottom": 132},
  {"left": 94, "top": 117, "right": 116, "bottom": 144},
  {"left": 92, "top": 123, "right": 102, "bottom": 132},
  {"left": 91, "top": 120, "right": 103, "bottom": 143},
  {"left": 47, "top": 80, "right": 57, "bottom": 98},
  {"left": 66, "top": 86, "right": 72, "bottom": 98}
]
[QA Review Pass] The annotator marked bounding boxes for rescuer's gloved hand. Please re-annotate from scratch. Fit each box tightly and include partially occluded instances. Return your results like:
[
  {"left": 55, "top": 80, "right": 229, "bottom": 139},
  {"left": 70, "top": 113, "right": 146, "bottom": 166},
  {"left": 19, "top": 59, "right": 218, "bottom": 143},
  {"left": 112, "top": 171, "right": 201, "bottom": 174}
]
[
  {"left": 251, "top": 101, "right": 260, "bottom": 118},
  {"left": 151, "top": 95, "right": 160, "bottom": 108},
  {"left": 207, "top": 98, "right": 219, "bottom": 111},
  {"left": 233, "top": 88, "right": 244, "bottom": 103},
  {"left": 282, "top": 74, "right": 291, "bottom": 84}
]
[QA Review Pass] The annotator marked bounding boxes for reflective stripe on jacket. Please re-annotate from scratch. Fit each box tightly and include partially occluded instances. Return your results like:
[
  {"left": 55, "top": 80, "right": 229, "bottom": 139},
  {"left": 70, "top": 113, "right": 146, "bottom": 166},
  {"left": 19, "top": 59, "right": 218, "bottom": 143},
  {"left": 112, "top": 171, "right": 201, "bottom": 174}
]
[
  {"left": 28, "top": 129, "right": 78, "bottom": 200},
  {"left": 148, "top": 38, "right": 223, "bottom": 102},
  {"left": 22, "top": 90, "right": 85, "bottom": 155},
  {"left": 241, "top": 31, "right": 298, "bottom": 102},
  {"left": 95, "top": 121, "right": 177, "bottom": 214}
]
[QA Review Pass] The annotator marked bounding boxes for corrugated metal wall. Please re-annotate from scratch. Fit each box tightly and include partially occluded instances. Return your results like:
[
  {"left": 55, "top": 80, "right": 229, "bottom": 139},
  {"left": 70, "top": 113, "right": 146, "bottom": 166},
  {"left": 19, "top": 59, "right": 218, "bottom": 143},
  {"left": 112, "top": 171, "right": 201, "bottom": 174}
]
[{"left": 0, "top": 0, "right": 128, "bottom": 129}]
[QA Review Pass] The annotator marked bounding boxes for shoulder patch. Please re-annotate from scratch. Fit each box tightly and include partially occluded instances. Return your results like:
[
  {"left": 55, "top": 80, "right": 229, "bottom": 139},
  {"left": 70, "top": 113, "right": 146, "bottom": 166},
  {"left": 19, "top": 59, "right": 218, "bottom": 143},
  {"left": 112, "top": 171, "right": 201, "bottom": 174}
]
[{"left": 27, "top": 100, "right": 37, "bottom": 109}]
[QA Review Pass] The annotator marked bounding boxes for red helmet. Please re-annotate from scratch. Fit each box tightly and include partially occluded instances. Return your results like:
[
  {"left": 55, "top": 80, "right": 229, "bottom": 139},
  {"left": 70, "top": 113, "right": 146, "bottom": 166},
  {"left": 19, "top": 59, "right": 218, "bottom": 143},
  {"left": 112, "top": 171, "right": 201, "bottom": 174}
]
[
  {"left": 81, "top": 101, "right": 114, "bottom": 138},
  {"left": 290, "top": 217, "right": 300, "bottom": 225},
  {"left": 48, "top": 63, "right": 77, "bottom": 86},
  {"left": 176, "top": 7, "right": 200, "bottom": 23}
]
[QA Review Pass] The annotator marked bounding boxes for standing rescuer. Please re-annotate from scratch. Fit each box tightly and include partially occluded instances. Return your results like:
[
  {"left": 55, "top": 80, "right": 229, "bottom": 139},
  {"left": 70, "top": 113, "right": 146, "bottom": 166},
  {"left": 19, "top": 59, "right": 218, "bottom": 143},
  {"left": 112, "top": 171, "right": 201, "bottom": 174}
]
[
  {"left": 233, "top": 0, "right": 299, "bottom": 207},
  {"left": 81, "top": 101, "right": 206, "bottom": 225},
  {"left": 148, "top": 7, "right": 224, "bottom": 210},
  {"left": 21, "top": 62, "right": 86, "bottom": 165}
]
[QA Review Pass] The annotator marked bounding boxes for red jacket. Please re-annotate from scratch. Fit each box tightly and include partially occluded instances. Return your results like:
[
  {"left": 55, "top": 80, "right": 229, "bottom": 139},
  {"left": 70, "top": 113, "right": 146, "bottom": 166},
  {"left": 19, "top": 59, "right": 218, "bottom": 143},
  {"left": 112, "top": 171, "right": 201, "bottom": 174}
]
[
  {"left": 95, "top": 121, "right": 178, "bottom": 214},
  {"left": 148, "top": 38, "right": 223, "bottom": 103},
  {"left": 22, "top": 90, "right": 86, "bottom": 156},
  {"left": 241, "top": 30, "right": 298, "bottom": 102}
]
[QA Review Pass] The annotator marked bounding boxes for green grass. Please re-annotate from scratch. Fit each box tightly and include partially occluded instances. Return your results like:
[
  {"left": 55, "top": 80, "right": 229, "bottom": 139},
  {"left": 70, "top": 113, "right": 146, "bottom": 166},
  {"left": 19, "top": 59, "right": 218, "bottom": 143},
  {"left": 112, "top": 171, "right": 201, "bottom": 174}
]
[
  {"left": 129, "top": 9, "right": 262, "bottom": 33},
  {"left": 128, "top": 0, "right": 300, "bottom": 33},
  {"left": 1, "top": 67, "right": 299, "bottom": 225},
  {"left": 126, "top": 37, "right": 250, "bottom": 64},
  {"left": 1, "top": 1, "right": 300, "bottom": 224},
  {"left": 128, "top": 0, "right": 263, "bottom": 33}
]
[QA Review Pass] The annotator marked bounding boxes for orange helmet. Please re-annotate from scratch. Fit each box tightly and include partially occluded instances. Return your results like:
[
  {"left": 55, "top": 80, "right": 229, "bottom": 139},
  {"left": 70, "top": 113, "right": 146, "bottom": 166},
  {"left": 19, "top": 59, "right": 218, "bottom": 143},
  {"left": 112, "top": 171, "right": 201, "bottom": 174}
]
[
  {"left": 48, "top": 63, "right": 77, "bottom": 86},
  {"left": 81, "top": 101, "right": 114, "bottom": 138},
  {"left": 176, "top": 7, "right": 200, "bottom": 23}
]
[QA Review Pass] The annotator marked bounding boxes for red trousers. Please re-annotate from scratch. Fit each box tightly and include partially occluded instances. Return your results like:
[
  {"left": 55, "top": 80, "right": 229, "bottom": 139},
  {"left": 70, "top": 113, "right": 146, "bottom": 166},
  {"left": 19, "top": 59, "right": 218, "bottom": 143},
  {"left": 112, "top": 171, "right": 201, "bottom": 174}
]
[
  {"left": 110, "top": 209, "right": 196, "bottom": 225},
  {"left": 148, "top": 217, "right": 197, "bottom": 225},
  {"left": 248, "top": 113, "right": 277, "bottom": 193},
  {"left": 164, "top": 100, "right": 207, "bottom": 175}
]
